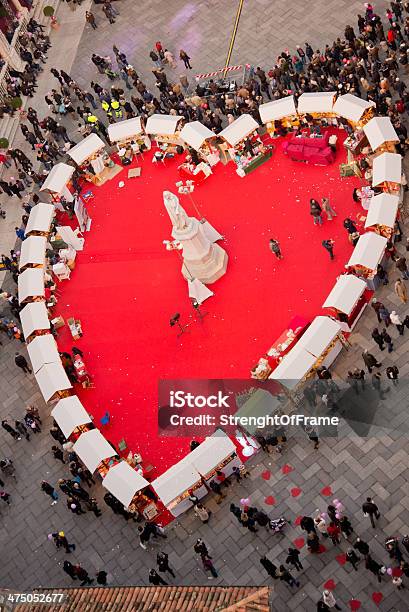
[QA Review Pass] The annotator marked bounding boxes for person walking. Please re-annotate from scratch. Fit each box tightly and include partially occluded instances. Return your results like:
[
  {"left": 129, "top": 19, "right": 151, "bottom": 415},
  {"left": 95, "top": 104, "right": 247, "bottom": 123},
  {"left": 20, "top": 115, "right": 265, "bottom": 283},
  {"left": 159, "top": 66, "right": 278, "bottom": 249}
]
[
  {"left": 379, "top": 305, "right": 391, "bottom": 327},
  {"left": 346, "top": 548, "right": 360, "bottom": 571},
  {"left": 362, "top": 350, "right": 381, "bottom": 373},
  {"left": 74, "top": 564, "right": 94, "bottom": 586},
  {"left": 322, "top": 239, "right": 335, "bottom": 260},
  {"left": 41, "top": 481, "right": 58, "bottom": 505},
  {"left": 300, "top": 515, "right": 316, "bottom": 534},
  {"left": 310, "top": 199, "right": 323, "bottom": 225},
  {"left": 85, "top": 11, "right": 97, "bottom": 29},
  {"left": 179, "top": 49, "right": 192, "bottom": 69},
  {"left": 102, "top": 1, "right": 116, "bottom": 24},
  {"left": 371, "top": 328, "right": 385, "bottom": 350},
  {"left": 362, "top": 496, "right": 380, "bottom": 528},
  {"left": 322, "top": 589, "right": 341, "bottom": 610},
  {"left": 1, "top": 419, "right": 21, "bottom": 440},
  {"left": 286, "top": 547, "right": 303, "bottom": 571},
  {"left": 194, "top": 538, "right": 210, "bottom": 558},
  {"left": 372, "top": 372, "right": 389, "bottom": 399},
  {"left": 51, "top": 531, "right": 76, "bottom": 553},
  {"left": 157, "top": 551, "right": 175, "bottom": 578},
  {"left": 395, "top": 278, "right": 408, "bottom": 303},
  {"left": 63, "top": 560, "right": 78, "bottom": 581},
  {"left": 269, "top": 238, "right": 283, "bottom": 259},
  {"left": 392, "top": 575, "right": 405, "bottom": 590},
  {"left": 371, "top": 298, "right": 384, "bottom": 323},
  {"left": 391, "top": 310, "right": 405, "bottom": 335},
  {"left": 321, "top": 197, "right": 336, "bottom": 220},
  {"left": 277, "top": 565, "right": 300, "bottom": 588},
  {"left": 67, "top": 497, "right": 86, "bottom": 515},
  {"left": 14, "top": 353, "right": 32, "bottom": 374},
  {"left": 149, "top": 568, "right": 168, "bottom": 585},
  {"left": 260, "top": 556, "right": 278, "bottom": 579},
  {"left": 86, "top": 497, "right": 102, "bottom": 517},
  {"left": 314, "top": 515, "right": 328, "bottom": 538},
  {"left": 327, "top": 522, "right": 341, "bottom": 545},
  {"left": 386, "top": 365, "right": 399, "bottom": 385},
  {"left": 15, "top": 419, "right": 30, "bottom": 440},
  {"left": 194, "top": 502, "right": 211, "bottom": 523},
  {"left": 354, "top": 537, "right": 370, "bottom": 556},
  {"left": 396, "top": 255, "right": 409, "bottom": 279},
  {"left": 138, "top": 525, "right": 151, "bottom": 550},
  {"left": 201, "top": 554, "right": 218, "bottom": 579},
  {"left": 96, "top": 570, "right": 108, "bottom": 585},
  {"left": 164, "top": 49, "right": 177, "bottom": 68},
  {"left": 209, "top": 479, "right": 226, "bottom": 503},
  {"left": 365, "top": 554, "right": 383, "bottom": 583},
  {"left": 52, "top": 445, "right": 65, "bottom": 463},
  {"left": 339, "top": 515, "right": 354, "bottom": 538},
  {"left": 381, "top": 329, "right": 394, "bottom": 353}
]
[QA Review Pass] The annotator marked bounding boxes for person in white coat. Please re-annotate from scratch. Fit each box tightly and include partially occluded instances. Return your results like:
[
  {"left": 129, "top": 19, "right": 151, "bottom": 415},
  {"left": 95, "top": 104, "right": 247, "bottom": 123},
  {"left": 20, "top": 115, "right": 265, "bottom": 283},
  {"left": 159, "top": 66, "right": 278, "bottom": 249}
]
[
  {"left": 322, "top": 589, "right": 341, "bottom": 610},
  {"left": 390, "top": 311, "right": 405, "bottom": 335}
]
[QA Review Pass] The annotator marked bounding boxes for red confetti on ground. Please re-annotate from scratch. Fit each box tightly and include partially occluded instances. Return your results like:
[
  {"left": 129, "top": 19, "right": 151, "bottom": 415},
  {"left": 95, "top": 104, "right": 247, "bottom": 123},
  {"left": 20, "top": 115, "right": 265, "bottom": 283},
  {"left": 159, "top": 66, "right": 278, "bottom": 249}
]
[
  {"left": 264, "top": 496, "right": 275, "bottom": 505},
  {"left": 321, "top": 486, "right": 333, "bottom": 496},
  {"left": 293, "top": 538, "right": 305, "bottom": 549},
  {"left": 323, "top": 579, "right": 336, "bottom": 590},
  {"left": 261, "top": 470, "right": 271, "bottom": 480},
  {"left": 282, "top": 464, "right": 294, "bottom": 474},
  {"left": 372, "top": 592, "right": 383, "bottom": 605},
  {"left": 290, "top": 487, "right": 302, "bottom": 497},
  {"left": 349, "top": 600, "right": 361, "bottom": 611}
]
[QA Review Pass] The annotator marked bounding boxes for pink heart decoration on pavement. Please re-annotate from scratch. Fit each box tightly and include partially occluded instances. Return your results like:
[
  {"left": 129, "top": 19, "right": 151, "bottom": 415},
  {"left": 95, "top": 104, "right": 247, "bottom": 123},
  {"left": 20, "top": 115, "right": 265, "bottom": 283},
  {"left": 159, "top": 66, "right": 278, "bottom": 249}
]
[
  {"left": 336, "top": 554, "right": 346, "bottom": 565},
  {"left": 261, "top": 470, "right": 271, "bottom": 480},
  {"left": 321, "top": 486, "right": 333, "bottom": 496},
  {"left": 264, "top": 496, "right": 275, "bottom": 505},
  {"left": 291, "top": 487, "right": 302, "bottom": 497},
  {"left": 282, "top": 464, "right": 293, "bottom": 474},
  {"left": 349, "top": 600, "right": 361, "bottom": 611},
  {"left": 372, "top": 592, "right": 383, "bottom": 605},
  {"left": 323, "top": 579, "right": 336, "bottom": 590},
  {"left": 293, "top": 538, "right": 305, "bottom": 549}
]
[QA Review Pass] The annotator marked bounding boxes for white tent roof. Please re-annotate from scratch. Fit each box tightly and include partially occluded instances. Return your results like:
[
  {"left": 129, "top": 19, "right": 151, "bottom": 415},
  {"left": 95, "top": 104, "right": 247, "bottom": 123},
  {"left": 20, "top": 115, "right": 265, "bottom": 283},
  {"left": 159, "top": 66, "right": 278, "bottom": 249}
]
[
  {"left": 333, "top": 93, "right": 375, "bottom": 123},
  {"left": 107, "top": 117, "right": 143, "bottom": 143},
  {"left": 363, "top": 117, "right": 399, "bottom": 151},
  {"left": 365, "top": 193, "right": 399, "bottom": 229},
  {"left": 323, "top": 275, "right": 367, "bottom": 314},
  {"left": 297, "top": 92, "right": 336, "bottom": 114},
  {"left": 67, "top": 133, "right": 105, "bottom": 165},
  {"left": 51, "top": 396, "right": 92, "bottom": 439},
  {"left": 73, "top": 429, "right": 117, "bottom": 473},
  {"left": 20, "top": 301, "right": 50, "bottom": 339},
  {"left": 19, "top": 236, "right": 47, "bottom": 270},
  {"left": 25, "top": 203, "right": 54, "bottom": 236},
  {"left": 27, "top": 334, "right": 60, "bottom": 374},
  {"left": 179, "top": 121, "right": 215, "bottom": 151},
  {"left": 347, "top": 232, "right": 387, "bottom": 270},
  {"left": 190, "top": 430, "right": 236, "bottom": 476},
  {"left": 35, "top": 362, "right": 72, "bottom": 402},
  {"left": 372, "top": 152, "right": 402, "bottom": 186},
  {"left": 40, "top": 163, "right": 75, "bottom": 194},
  {"left": 18, "top": 268, "right": 45, "bottom": 304},
  {"left": 259, "top": 96, "right": 296, "bottom": 123},
  {"left": 151, "top": 459, "right": 201, "bottom": 506},
  {"left": 218, "top": 114, "right": 259, "bottom": 146},
  {"left": 269, "top": 345, "right": 316, "bottom": 390},
  {"left": 296, "top": 316, "right": 341, "bottom": 358},
  {"left": 145, "top": 114, "right": 182, "bottom": 135},
  {"left": 102, "top": 461, "right": 149, "bottom": 507}
]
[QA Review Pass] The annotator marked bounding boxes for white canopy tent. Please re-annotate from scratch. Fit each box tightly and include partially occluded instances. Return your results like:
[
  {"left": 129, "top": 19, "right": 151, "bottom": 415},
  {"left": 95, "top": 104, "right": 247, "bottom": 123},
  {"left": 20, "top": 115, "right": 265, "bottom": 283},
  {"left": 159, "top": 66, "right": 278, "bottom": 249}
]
[
  {"left": 145, "top": 114, "right": 182, "bottom": 136},
  {"left": 269, "top": 345, "right": 317, "bottom": 390},
  {"left": 347, "top": 232, "right": 387, "bottom": 270},
  {"left": 218, "top": 114, "right": 259, "bottom": 147},
  {"left": 20, "top": 301, "right": 50, "bottom": 339},
  {"left": 27, "top": 334, "right": 60, "bottom": 374},
  {"left": 25, "top": 203, "right": 54, "bottom": 236},
  {"left": 333, "top": 93, "right": 375, "bottom": 123},
  {"left": 107, "top": 117, "right": 143, "bottom": 143},
  {"left": 259, "top": 96, "right": 296, "bottom": 123},
  {"left": 179, "top": 121, "right": 215, "bottom": 151},
  {"left": 365, "top": 193, "right": 399, "bottom": 230},
  {"left": 190, "top": 430, "right": 237, "bottom": 478},
  {"left": 73, "top": 429, "right": 117, "bottom": 473},
  {"left": 67, "top": 133, "right": 105, "bottom": 165},
  {"left": 151, "top": 460, "right": 202, "bottom": 507},
  {"left": 323, "top": 275, "right": 367, "bottom": 314},
  {"left": 296, "top": 316, "right": 341, "bottom": 358},
  {"left": 40, "top": 163, "right": 75, "bottom": 195},
  {"left": 51, "top": 396, "right": 92, "bottom": 439},
  {"left": 372, "top": 152, "right": 402, "bottom": 187},
  {"left": 297, "top": 92, "right": 336, "bottom": 114},
  {"left": 35, "top": 362, "right": 72, "bottom": 402},
  {"left": 102, "top": 461, "right": 149, "bottom": 507},
  {"left": 19, "top": 236, "right": 47, "bottom": 271},
  {"left": 363, "top": 117, "right": 399, "bottom": 151},
  {"left": 18, "top": 268, "right": 45, "bottom": 304}
]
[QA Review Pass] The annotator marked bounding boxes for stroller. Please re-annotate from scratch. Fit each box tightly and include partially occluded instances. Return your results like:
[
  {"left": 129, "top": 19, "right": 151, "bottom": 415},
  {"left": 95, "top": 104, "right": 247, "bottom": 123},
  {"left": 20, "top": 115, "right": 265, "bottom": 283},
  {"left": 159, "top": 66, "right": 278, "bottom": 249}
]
[{"left": 269, "top": 517, "right": 288, "bottom": 533}]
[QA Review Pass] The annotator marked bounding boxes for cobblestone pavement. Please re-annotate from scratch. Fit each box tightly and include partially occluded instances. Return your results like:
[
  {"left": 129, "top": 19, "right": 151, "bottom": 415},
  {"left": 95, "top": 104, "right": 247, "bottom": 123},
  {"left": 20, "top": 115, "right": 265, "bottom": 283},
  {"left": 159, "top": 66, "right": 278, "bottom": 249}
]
[{"left": 2, "top": 1, "right": 409, "bottom": 611}]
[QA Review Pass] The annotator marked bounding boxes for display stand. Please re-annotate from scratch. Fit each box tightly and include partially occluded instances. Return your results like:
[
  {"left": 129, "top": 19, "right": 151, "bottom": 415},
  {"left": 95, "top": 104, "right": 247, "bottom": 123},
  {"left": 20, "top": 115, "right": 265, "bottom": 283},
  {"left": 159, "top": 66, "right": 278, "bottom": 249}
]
[
  {"left": 323, "top": 275, "right": 369, "bottom": 332},
  {"left": 35, "top": 362, "right": 72, "bottom": 403},
  {"left": 363, "top": 117, "right": 399, "bottom": 154},
  {"left": 107, "top": 117, "right": 151, "bottom": 165},
  {"left": 346, "top": 232, "right": 388, "bottom": 290},
  {"left": 180, "top": 121, "right": 219, "bottom": 166},
  {"left": 259, "top": 96, "right": 298, "bottom": 136},
  {"left": 364, "top": 193, "right": 399, "bottom": 238},
  {"left": 25, "top": 203, "right": 55, "bottom": 238},
  {"left": 297, "top": 91, "right": 337, "bottom": 120},
  {"left": 18, "top": 236, "right": 47, "bottom": 272},
  {"left": 218, "top": 114, "right": 272, "bottom": 176},
  {"left": 145, "top": 114, "right": 184, "bottom": 149},
  {"left": 333, "top": 93, "right": 376, "bottom": 128},
  {"left": 67, "top": 134, "right": 113, "bottom": 186},
  {"left": 51, "top": 396, "right": 92, "bottom": 439},
  {"left": 73, "top": 429, "right": 117, "bottom": 475},
  {"left": 372, "top": 152, "right": 402, "bottom": 196},
  {"left": 18, "top": 268, "right": 45, "bottom": 305},
  {"left": 19, "top": 301, "right": 51, "bottom": 343}
]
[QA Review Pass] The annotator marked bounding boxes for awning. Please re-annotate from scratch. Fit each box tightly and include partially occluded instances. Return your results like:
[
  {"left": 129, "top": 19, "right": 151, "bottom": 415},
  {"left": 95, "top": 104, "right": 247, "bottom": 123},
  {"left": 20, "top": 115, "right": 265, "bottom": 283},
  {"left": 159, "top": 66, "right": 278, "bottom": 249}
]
[
  {"left": 19, "top": 236, "right": 47, "bottom": 271},
  {"left": 51, "top": 396, "right": 92, "bottom": 439},
  {"left": 40, "top": 163, "right": 75, "bottom": 194},
  {"left": 190, "top": 430, "right": 236, "bottom": 477},
  {"left": 73, "top": 429, "right": 117, "bottom": 474},
  {"left": 232, "top": 388, "right": 283, "bottom": 434},
  {"left": 27, "top": 334, "right": 60, "bottom": 374},
  {"left": 102, "top": 461, "right": 149, "bottom": 507},
  {"left": 18, "top": 268, "right": 45, "bottom": 304},
  {"left": 179, "top": 121, "right": 215, "bottom": 151},
  {"left": 323, "top": 275, "right": 367, "bottom": 315},
  {"left": 372, "top": 152, "right": 402, "bottom": 186},
  {"left": 269, "top": 345, "right": 317, "bottom": 390},
  {"left": 295, "top": 316, "right": 341, "bottom": 358},
  {"left": 347, "top": 231, "right": 387, "bottom": 270},
  {"left": 297, "top": 92, "right": 336, "bottom": 114},
  {"left": 151, "top": 459, "right": 201, "bottom": 506},
  {"left": 365, "top": 193, "right": 399, "bottom": 229},
  {"left": 20, "top": 301, "right": 50, "bottom": 339},
  {"left": 333, "top": 93, "right": 375, "bottom": 123},
  {"left": 25, "top": 203, "right": 54, "bottom": 236},
  {"left": 259, "top": 96, "right": 296, "bottom": 123},
  {"left": 35, "top": 362, "right": 72, "bottom": 402},
  {"left": 67, "top": 133, "right": 105, "bottom": 165},
  {"left": 107, "top": 117, "right": 143, "bottom": 143},
  {"left": 145, "top": 114, "right": 182, "bottom": 135},
  {"left": 218, "top": 114, "right": 259, "bottom": 146},
  {"left": 363, "top": 117, "right": 399, "bottom": 151}
]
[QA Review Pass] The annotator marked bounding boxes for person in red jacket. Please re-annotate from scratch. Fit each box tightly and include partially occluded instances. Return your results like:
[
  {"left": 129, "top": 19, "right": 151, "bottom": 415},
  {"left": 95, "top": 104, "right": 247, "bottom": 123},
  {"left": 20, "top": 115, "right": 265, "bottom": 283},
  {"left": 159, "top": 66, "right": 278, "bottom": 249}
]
[{"left": 327, "top": 522, "right": 341, "bottom": 545}]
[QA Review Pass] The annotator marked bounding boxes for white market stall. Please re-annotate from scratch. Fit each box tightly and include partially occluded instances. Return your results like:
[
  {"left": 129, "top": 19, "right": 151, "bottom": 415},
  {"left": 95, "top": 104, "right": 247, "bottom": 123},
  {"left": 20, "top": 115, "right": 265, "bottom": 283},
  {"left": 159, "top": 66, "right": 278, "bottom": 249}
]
[
  {"left": 102, "top": 461, "right": 159, "bottom": 519},
  {"left": 190, "top": 430, "right": 240, "bottom": 481},
  {"left": 323, "top": 275, "right": 368, "bottom": 331},
  {"left": 151, "top": 457, "right": 207, "bottom": 517},
  {"left": 19, "top": 301, "right": 50, "bottom": 342},
  {"left": 179, "top": 121, "right": 219, "bottom": 165},
  {"left": 259, "top": 96, "right": 298, "bottom": 134},
  {"left": 107, "top": 117, "right": 151, "bottom": 164},
  {"left": 25, "top": 203, "right": 55, "bottom": 237},
  {"left": 363, "top": 117, "right": 399, "bottom": 154},
  {"left": 35, "top": 362, "right": 72, "bottom": 403},
  {"left": 295, "top": 315, "right": 345, "bottom": 368},
  {"left": 365, "top": 193, "right": 399, "bottom": 238},
  {"left": 27, "top": 334, "right": 61, "bottom": 374},
  {"left": 18, "top": 268, "right": 45, "bottom": 304},
  {"left": 269, "top": 344, "right": 317, "bottom": 391},
  {"left": 51, "top": 396, "right": 92, "bottom": 439},
  {"left": 18, "top": 236, "right": 47, "bottom": 272},
  {"left": 40, "top": 163, "right": 75, "bottom": 203},
  {"left": 297, "top": 92, "right": 336, "bottom": 118},
  {"left": 67, "top": 134, "right": 111, "bottom": 185},
  {"left": 232, "top": 388, "right": 284, "bottom": 436},
  {"left": 333, "top": 93, "right": 376, "bottom": 126},
  {"left": 372, "top": 152, "right": 402, "bottom": 195},
  {"left": 346, "top": 232, "right": 388, "bottom": 290},
  {"left": 145, "top": 114, "right": 184, "bottom": 147},
  {"left": 218, "top": 114, "right": 271, "bottom": 176},
  {"left": 73, "top": 429, "right": 117, "bottom": 474}
]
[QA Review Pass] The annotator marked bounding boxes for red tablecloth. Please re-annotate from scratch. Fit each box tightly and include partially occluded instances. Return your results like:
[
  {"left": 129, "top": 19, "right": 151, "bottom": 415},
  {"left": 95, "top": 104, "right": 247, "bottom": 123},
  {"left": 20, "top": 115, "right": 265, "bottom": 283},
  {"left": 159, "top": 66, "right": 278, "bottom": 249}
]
[{"left": 266, "top": 315, "right": 310, "bottom": 368}]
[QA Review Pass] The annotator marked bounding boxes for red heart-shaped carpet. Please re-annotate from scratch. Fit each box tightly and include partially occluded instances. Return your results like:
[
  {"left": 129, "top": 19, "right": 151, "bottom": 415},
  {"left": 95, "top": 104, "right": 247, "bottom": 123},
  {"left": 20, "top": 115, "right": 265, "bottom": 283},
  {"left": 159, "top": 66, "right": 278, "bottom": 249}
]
[
  {"left": 372, "top": 592, "right": 383, "bottom": 605},
  {"left": 323, "top": 579, "right": 336, "bottom": 591},
  {"left": 336, "top": 554, "right": 346, "bottom": 565},
  {"left": 264, "top": 496, "right": 275, "bottom": 505},
  {"left": 294, "top": 516, "right": 302, "bottom": 526},
  {"left": 293, "top": 538, "right": 305, "bottom": 549},
  {"left": 349, "top": 600, "right": 361, "bottom": 611},
  {"left": 282, "top": 464, "right": 293, "bottom": 475},
  {"left": 321, "top": 486, "right": 333, "bottom": 496},
  {"left": 290, "top": 487, "right": 302, "bottom": 497},
  {"left": 261, "top": 470, "right": 271, "bottom": 480},
  {"left": 317, "top": 544, "right": 327, "bottom": 554}
]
